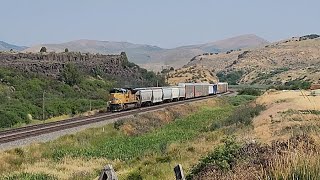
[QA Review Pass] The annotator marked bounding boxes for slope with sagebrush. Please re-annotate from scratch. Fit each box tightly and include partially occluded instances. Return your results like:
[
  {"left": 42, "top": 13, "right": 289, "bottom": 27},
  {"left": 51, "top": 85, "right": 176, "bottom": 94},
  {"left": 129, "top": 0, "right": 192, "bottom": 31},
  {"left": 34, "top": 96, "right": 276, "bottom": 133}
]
[{"left": 185, "top": 35, "right": 320, "bottom": 85}]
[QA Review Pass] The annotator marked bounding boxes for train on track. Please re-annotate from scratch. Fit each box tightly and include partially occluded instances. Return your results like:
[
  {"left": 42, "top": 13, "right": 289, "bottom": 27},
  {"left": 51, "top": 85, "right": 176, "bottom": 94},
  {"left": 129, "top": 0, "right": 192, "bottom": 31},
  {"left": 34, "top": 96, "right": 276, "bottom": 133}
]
[{"left": 109, "top": 82, "right": 228, "bottom": 112}]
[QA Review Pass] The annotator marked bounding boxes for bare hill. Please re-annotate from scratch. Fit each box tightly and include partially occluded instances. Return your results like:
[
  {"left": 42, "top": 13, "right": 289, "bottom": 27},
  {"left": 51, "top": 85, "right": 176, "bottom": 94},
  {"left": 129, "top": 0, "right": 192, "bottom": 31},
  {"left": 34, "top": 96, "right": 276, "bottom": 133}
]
[
  {"left": 24, "top": 35, "right": 269, "bottom": 71},
  {"left": 183, "top": 35, "right": 320, "bottom": 85},
  {"left": 0, "top": 41, "right": 28, "bottom": 51}
]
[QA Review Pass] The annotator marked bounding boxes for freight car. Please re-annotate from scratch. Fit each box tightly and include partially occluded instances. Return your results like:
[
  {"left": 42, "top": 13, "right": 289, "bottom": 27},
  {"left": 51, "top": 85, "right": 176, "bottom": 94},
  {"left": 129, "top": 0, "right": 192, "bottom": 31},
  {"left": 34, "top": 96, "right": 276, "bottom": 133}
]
[
  {"left": 109, "top": 82, "right": 228, "bottom": 112},
  {"left": 217, "top": 82, "right": 228, "bottom": 94}
]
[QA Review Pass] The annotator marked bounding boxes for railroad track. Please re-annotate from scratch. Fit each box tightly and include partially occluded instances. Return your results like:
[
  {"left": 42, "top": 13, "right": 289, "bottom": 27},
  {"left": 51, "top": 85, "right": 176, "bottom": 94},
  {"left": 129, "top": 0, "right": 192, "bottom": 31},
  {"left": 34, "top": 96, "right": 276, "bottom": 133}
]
[{"left": 0, "top": 92, "right": 233, "bottom": 144}]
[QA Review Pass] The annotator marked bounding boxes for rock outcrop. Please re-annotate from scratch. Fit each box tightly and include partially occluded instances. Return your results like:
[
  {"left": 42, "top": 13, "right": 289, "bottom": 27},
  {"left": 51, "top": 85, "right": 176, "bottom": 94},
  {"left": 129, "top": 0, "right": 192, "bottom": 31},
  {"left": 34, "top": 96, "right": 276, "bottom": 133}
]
[{"left": 0, "top": 51, "right": 143, "bottom": 85}]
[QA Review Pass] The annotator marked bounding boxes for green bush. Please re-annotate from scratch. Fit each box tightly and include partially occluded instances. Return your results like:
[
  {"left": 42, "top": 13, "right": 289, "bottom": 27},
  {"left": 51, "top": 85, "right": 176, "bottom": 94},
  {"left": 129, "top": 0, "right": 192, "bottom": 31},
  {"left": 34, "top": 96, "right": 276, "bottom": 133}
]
[
  {"left": 60, "top": 63, "right": 83, "bottom": 86},
  {"left": 227, "top": 95, "right": 256, "bottom": 106},
  {"left": 127, "top": 171, "right": 143, "bottom": 180},
  {"left": 210, "top": 103, "right": 265, "bottom": 131},
  {"left": 269, "top": 80, "right": 311, "bottom": 90},
  {"left": 217, "top": 71, "right": 243, "bottom": 85},
  {"left": 238, "top": 88, "right": 262, "bottom": 96},
  {"left": 186, "top": 136, "right": 240, "bottom": 179}
]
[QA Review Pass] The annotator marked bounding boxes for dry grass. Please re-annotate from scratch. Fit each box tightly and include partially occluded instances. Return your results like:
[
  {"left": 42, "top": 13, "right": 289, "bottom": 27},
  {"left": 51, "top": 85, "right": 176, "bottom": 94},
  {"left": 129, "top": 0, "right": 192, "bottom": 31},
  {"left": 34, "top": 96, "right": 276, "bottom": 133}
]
[
  {"left": 252, "top": 90, "right": 320, "bottom": 143},
  {"left": 167, "top": 65, "right": 218, "bottom": 85}
]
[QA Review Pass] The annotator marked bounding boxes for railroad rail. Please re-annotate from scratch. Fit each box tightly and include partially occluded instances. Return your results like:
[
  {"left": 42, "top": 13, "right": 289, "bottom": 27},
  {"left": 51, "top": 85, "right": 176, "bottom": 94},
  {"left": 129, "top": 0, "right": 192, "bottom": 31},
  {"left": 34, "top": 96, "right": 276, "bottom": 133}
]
[{"left": 0, "top": 92, "right": 233, "bottom": 144}]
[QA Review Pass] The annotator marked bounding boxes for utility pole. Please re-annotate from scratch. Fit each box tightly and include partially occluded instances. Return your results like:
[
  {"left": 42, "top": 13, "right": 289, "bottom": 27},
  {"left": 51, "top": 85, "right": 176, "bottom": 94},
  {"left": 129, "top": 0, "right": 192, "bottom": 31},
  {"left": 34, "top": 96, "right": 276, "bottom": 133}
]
[{"left": 42, "top": 90, "right": 45, "bottom": 121}]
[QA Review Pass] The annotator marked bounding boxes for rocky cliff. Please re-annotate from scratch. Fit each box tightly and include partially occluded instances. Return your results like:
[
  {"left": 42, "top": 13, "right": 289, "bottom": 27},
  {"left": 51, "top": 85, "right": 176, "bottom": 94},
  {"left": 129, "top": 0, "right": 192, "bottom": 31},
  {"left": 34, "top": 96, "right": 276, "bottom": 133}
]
[{"left": 0, "top": 51, "right": 144, "bottom": 86}]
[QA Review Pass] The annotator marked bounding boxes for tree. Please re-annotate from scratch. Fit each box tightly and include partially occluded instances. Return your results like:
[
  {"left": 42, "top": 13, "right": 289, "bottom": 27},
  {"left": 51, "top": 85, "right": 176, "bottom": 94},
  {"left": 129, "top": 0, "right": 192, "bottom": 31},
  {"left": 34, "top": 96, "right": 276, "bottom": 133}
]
[
  {"left": 60, "top": 63, "right": 82, "bottom": 86},
  {"left": 40, "top": 47, "right": 47, "bottom": 53},
  {"left": 64, "top": 48, "right": 69, "bottom": 53}
]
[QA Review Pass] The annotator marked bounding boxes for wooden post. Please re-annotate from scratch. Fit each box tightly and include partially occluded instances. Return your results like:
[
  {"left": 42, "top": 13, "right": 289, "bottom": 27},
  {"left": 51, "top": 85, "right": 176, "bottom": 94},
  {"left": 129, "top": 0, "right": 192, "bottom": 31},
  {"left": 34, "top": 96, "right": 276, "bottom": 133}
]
[
  {"left": 174, "top": 164, "right": 185, "bottom": 180},
  {"left": 98, "top": 164, "right": 118, "bottom": 180}
]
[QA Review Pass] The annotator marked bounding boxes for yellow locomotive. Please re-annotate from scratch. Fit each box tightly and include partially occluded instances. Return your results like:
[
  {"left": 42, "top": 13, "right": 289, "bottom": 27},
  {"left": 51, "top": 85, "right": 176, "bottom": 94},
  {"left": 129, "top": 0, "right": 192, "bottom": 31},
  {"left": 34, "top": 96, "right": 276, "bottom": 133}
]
[{"left": 109, "top": 88, "right": 140, "bottom": 111}]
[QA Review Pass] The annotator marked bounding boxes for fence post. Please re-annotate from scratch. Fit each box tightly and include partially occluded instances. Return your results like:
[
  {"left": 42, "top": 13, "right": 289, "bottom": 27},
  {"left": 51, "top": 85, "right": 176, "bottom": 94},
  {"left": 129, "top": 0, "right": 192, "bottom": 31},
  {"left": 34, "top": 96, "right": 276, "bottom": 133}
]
[
  {"left": 98, "top": 164, "right": 118, "bottom": 180},
  {"left": 174, "top": 164, "right": 185, "bottom": 180}
]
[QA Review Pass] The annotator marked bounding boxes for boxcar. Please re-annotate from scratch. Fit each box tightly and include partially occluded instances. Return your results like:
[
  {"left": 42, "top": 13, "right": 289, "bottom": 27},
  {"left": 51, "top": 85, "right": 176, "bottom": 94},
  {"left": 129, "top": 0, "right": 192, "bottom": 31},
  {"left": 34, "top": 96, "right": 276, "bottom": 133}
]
[
  {"left": 194, "top": 84, "right": 202, "bottom": 97},
  {"left": 208, "top": 84, "right": 214, "bottom": 95},
  {"left": 151, "top": 88, "right": 163, "bottom": 104},
  {"left": 162, "top": 87, "right": 173, "bottom": 102},
  {"left": 179, "top": 83, "right": 195, "bottom": 99},
  {"left": 202, "top": 84, "right": 209, "bottom": 96},
  {"left": 171, "top": 87, "right": 180, "bottom": 101},
  {"left": 217, "top": 82, "right": 228, "bottom": 94}
]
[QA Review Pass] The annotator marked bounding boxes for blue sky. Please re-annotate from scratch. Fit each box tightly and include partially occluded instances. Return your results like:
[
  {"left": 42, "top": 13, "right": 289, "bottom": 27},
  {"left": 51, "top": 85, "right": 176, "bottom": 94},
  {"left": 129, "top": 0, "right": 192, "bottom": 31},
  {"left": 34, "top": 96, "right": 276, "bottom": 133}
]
[{"left": 1, "top": 0, "right": 319, "bottom": 48}]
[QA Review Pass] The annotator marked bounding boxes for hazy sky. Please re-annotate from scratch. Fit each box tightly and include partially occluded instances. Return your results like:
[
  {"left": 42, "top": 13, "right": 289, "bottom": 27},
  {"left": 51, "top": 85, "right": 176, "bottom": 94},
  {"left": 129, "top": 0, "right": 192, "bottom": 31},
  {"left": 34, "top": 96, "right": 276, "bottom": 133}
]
[{"left": 1, "top": 0, "right": 319, "bottom": 48}]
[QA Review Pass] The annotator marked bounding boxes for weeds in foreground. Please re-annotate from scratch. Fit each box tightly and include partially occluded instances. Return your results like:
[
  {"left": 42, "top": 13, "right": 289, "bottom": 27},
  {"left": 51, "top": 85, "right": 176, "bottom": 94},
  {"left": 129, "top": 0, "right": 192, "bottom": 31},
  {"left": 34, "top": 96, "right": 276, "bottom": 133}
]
[
  {"left": 0, "top": 172, "right": 56, "bottom": 180},
  {"left": 186, "top": 136, "right": 240, "bottom": 180},
  {"left": 48, "top": 107, "right": 233, "bottom": 161},
  {"left": 189, "top": 134, "right": 320, "bottom": 180},
  {"left": 210, "top": 103, "right": 265, "bottom": 130}
]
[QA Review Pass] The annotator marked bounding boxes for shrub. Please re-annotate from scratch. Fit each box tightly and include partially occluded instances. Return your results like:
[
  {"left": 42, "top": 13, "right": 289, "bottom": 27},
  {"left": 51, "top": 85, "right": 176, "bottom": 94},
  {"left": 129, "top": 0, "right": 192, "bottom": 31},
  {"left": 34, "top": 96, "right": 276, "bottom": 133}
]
[
  {"left": 127, "top": 171, "right": 143, "bottom": 180},
  {"left": 187, "top": 136, "right": 240, "bottom": 179},
  {"left": 227, "top": 95, "right": 256, "bottom": 106},
  {"left": 114, "top": 119, "right": 125, "bottom": 130},
  {"left": 269, "top": 80, "right": 311, "bottom": 90},
  {"left": 238, "top": 88, "right": 262, "bottom": 96},
  {"left": 39, "top": 47, "right": 47, "bottom": 53},
  {"left": 210, "top": 103, "right": 265, "bottom": 130},
  {"left": 217, "top": 71, "right": 243, "bottom": 85},
  {"left": 60, "top": 63, "right": 83, "bottom": 86}
]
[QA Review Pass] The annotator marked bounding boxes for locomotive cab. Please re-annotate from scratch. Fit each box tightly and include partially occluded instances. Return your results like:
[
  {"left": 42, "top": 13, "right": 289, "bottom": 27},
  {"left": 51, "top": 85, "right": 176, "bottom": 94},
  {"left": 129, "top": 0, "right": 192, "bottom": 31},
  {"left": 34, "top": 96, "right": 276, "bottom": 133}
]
[{"left": 109, "top": 88, "right": 139, "bottom": 111}]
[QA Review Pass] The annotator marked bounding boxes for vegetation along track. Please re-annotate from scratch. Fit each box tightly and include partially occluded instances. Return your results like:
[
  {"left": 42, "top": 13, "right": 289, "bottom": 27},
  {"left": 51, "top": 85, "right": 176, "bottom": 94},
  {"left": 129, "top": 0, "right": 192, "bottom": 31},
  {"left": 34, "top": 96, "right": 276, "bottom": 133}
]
[{"left": 0, "top": 91, "right": 233, "bottom": 144}]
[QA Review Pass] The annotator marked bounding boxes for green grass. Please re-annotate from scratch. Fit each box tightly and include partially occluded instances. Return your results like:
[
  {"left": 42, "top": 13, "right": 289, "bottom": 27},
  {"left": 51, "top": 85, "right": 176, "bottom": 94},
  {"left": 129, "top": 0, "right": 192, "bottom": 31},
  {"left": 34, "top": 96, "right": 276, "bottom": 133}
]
[
  {"left": 229, "top": 84, "right": 270, "bottom": 90},
  {"left": 47, "top": 106, "right": 234, "bottom": 161},
  {"left": 1, "top": 172, "right": 56, "bottom": 180},
  {"left": 226, "top": 95, "right": 256, "bottom": 106}
]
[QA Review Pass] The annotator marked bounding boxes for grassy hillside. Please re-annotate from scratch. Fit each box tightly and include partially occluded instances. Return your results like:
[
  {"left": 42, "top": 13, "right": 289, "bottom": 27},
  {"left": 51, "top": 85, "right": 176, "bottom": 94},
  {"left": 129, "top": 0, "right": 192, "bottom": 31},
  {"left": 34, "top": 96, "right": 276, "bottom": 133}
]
[
  {"left": 185, "top": 35, "right": 320, "bottom": 86},
  {"left": 167, "top": 65, "right": 218, "bottom": 85},
  {"left": 0, "top": 63, "right": 165, "bottom": 129}
]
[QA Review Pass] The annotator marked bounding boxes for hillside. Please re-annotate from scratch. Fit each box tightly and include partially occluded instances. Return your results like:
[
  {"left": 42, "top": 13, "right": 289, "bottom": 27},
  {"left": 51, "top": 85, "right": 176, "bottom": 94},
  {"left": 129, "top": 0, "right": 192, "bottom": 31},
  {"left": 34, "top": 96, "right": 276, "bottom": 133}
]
[
  {"left": 166, "top": 65, "right": 219, "bottom": 85},
  {"left": 23, "top": 34, "right": 269, "bottom": 71},
  {"left": 183, "top": 35, "right": 320, "bottom": 85},
  {"left": 0, "top": 51, "right": 165, "bottom": 128},
  {"left": 0, "top": 41, "right": 28, "bottom": 51}
]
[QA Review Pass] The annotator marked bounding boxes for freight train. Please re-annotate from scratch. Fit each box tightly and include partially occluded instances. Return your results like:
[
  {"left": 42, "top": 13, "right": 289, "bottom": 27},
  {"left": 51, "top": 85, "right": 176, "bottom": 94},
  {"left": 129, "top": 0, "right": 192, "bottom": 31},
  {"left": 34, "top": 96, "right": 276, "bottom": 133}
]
[{"left": 109, "top": 82, "right": 228, "bottom": 112}]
